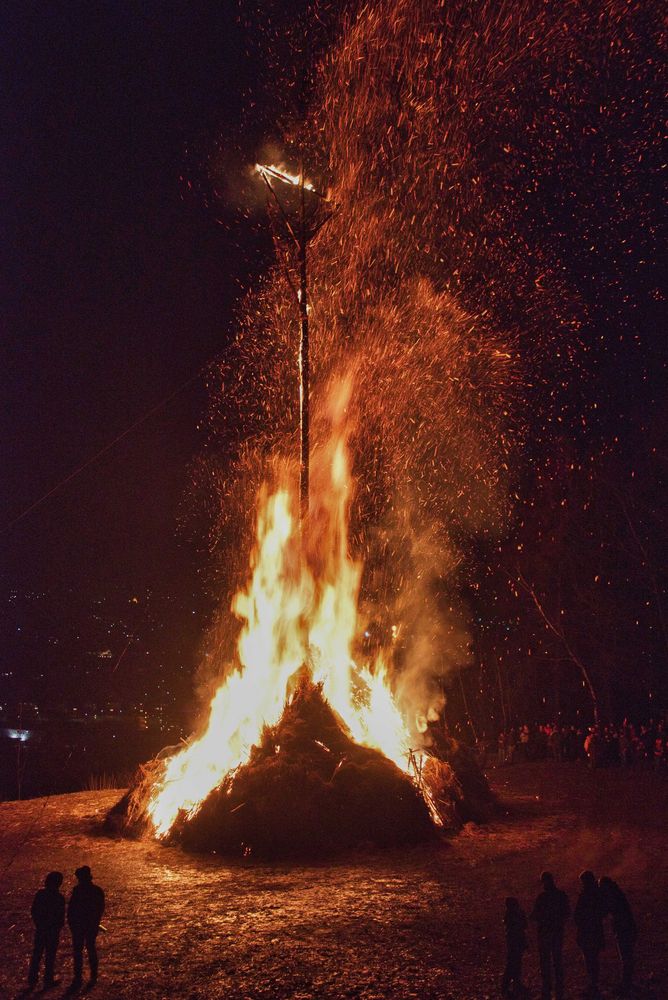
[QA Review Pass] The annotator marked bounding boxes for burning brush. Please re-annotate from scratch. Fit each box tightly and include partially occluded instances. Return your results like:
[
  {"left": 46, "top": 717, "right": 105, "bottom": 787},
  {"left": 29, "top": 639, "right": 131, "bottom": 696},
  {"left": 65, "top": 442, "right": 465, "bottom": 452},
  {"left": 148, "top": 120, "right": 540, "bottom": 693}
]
[
  {"left": 105, "top": 676, "right": 492, "bottom": 858},
  {"left": 108, "top": 679, "right": 436, "bottom": 857},
  {"left": 105, "top": 386, "right": 492, "bottom": 856}
]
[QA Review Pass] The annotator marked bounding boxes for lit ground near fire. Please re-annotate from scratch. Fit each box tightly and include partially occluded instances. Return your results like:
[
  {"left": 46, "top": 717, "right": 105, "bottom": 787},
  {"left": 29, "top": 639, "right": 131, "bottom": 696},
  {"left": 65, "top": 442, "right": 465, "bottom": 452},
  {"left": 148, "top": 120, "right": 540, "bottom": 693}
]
[{"left": 1, "top": 764, "right": 665, "bottom": 1000}]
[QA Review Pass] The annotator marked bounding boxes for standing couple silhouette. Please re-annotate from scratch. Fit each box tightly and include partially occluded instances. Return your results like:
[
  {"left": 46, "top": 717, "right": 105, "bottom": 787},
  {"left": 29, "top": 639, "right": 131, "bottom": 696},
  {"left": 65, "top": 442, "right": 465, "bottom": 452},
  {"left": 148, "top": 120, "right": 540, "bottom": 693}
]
[{"left": 27, "top": 865, "right": 105, "bottom": 994}]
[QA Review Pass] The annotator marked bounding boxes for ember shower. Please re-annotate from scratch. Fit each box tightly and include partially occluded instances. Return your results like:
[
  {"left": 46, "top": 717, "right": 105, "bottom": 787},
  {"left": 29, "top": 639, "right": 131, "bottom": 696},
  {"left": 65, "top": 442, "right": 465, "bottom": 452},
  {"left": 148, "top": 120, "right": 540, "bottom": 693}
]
[{"left": 124, "top": 0, "right": 659, "bottom": 841}]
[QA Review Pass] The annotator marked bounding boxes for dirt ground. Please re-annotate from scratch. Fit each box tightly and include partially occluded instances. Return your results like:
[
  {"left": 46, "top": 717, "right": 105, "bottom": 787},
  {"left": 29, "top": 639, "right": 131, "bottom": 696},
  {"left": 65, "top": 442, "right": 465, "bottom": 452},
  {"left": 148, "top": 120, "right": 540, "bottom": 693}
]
[{"left": 0, "top": 762, "right": 665, "bottom": 1000}]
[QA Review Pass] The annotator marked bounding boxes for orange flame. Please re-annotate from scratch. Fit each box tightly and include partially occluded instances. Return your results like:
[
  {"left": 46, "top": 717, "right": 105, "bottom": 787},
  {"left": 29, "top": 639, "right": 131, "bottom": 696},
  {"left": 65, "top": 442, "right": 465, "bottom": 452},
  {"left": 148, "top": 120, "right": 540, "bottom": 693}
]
[
  {"left": 147, "top": 381, "right": 435, "bottom": 837},
  {"left": 255, "top": 162, "right": 316, "bottom": 193}
]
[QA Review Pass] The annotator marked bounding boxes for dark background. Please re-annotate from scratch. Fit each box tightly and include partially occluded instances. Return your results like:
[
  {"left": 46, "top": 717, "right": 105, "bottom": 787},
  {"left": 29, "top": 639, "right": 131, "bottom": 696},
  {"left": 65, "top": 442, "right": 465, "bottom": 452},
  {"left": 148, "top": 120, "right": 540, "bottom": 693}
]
[
  {"left": 0, "top": 1, "right": 665, "bottom": 751},
  {"left": 1, "top": 2, "right": 279, "bottom": 717}
]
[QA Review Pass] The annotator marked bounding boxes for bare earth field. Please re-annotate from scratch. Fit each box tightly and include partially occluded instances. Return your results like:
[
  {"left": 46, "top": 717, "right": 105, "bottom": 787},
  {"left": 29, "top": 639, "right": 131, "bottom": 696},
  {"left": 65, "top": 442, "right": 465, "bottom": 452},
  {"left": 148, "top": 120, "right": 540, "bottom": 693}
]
[{"left": 0, "top": 763, "right": 665, "bottom": 1000}]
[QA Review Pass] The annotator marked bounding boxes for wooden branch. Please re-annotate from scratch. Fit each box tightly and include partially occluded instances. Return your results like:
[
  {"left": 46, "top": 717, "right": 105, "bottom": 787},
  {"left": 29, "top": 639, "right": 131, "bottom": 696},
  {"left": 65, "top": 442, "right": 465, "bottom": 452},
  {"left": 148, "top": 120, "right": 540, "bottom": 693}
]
[{"left": 515, "top": 568, "right": 600, "bottom": 725}]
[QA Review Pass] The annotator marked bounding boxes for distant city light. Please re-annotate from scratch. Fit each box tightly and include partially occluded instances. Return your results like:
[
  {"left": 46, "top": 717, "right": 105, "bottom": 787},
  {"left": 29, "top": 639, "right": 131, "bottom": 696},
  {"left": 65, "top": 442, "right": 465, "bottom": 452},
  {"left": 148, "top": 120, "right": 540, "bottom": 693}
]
[{"left": 4, "top": 728, "right": 31, "bottom": 742}]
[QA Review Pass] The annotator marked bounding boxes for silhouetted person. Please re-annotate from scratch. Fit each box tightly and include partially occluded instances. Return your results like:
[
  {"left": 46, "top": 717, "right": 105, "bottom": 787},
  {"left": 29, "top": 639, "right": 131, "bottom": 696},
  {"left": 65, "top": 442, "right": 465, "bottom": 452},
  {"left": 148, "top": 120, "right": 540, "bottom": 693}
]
[
  {"left": 574, "top": 870, "right": 605, "bottom": 997},
  {"left": 27, "top": 871, "right": 65, "bottom": 990},
  {"left": 530, "top": 871, "right": 570, "bottom": 1000},
  {"left": 501, "top": 896, "right": 528, "bottom": 996},
  {"left": 67, "top": 866, "right": 105, "bottom": 990},
  {"left": 600, "top": 876, "right": 637, "bottom": 996}
]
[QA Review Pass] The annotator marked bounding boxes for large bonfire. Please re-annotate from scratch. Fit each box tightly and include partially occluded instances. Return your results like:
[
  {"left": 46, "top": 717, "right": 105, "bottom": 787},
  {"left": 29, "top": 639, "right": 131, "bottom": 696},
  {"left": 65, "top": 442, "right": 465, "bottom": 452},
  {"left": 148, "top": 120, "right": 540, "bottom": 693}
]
[
  {"left": 105, "top": 0, "right": 661, "bottom": 855},
  {"left": 108, "top": 380, "right": 491, "bottom": 855},
  {"left": 108, "top": 0, "right": 628, "bottom": 853}
]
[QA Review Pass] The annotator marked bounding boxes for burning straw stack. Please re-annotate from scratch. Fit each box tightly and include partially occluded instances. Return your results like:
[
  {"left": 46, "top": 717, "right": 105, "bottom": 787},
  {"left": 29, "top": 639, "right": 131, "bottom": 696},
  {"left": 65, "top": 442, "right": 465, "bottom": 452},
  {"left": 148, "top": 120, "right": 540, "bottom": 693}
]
[
  {"left": 106, "top": 681, "right": 436, "bottom": 857},
  {"left": 106, "top": 680, "right": 494, "bottom": 858}
]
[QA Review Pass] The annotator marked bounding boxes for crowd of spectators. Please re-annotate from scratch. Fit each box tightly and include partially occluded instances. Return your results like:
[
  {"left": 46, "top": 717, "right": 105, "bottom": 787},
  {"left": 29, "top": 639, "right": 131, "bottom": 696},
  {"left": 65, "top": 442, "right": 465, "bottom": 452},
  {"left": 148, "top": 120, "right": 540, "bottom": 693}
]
[{"left": 488, "top": 716, "right": 668, "bottom": 770}]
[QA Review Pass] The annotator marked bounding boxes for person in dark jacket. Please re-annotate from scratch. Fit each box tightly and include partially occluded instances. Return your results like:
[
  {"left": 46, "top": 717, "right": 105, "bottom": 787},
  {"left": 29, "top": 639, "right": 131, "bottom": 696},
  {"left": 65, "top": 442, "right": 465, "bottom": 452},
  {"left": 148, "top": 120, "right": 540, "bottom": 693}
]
[
  {"left": 67, "top": 865, "right": 105, "bottom": 990},
  {"left": 600, "top": 876, "right": 637, "bottom": 995},
  {"left": 501, "top": 896, "right": 528, "bottom": 996},
  {"left": 530, "top": 871, "right": 570, "bottom": 1000},
  {"left": 574, "top": 870, "right": 605, "bottom": 996},
  {"left": 27, "top": 871, "right": 65, "bottom": 990}
]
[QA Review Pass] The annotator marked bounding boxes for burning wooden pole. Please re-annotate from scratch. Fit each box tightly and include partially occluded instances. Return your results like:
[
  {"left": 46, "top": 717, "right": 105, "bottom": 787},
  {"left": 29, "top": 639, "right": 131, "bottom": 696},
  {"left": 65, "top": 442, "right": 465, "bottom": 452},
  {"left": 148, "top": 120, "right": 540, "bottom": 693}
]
[
  {"left": 255, "top": 161, "right": 330, "bottom": 531},
  {"left": 298, "top": 170, "right": 309, "bottom": 526}
]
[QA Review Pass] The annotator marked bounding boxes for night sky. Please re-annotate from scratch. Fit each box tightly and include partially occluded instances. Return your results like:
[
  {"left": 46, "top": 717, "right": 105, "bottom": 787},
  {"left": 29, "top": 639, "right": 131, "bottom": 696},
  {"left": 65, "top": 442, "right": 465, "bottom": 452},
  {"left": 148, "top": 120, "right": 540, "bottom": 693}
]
[
  {"left": 0, "top": 3, "right": 284, "bottom": 707},
  {"left": 2, "top": 4, "right": 271, "bottom": 598},
  {"left": 1, "top": 2, "right": 664, "bottom": 717}
]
